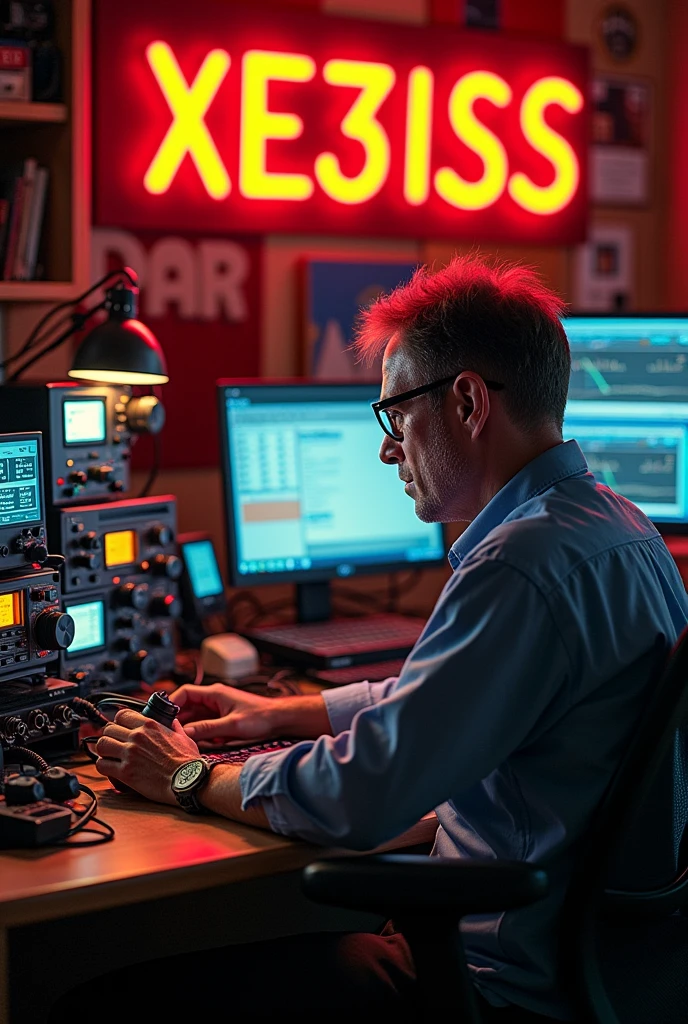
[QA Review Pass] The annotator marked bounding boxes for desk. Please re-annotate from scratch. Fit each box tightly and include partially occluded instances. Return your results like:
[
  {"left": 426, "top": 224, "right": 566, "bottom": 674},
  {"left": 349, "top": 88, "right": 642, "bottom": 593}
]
[{"left": 0, "top": 763, "right": 437, "bottom": 1024}]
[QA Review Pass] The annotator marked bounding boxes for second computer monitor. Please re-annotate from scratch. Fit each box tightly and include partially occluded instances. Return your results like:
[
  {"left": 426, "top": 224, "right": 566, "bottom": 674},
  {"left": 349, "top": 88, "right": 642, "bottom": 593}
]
[
  {"left": 217, "top": 381, "right": 446, "bottom": 596},
  {"left": 562, "top": 314, "right": 688, "bottom": 530}
]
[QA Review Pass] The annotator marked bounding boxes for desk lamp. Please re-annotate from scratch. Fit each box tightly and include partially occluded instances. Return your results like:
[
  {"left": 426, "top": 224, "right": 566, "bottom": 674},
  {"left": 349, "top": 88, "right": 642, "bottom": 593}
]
[{"left": 2, "top": 267, "right": 168, "bottom": 385}]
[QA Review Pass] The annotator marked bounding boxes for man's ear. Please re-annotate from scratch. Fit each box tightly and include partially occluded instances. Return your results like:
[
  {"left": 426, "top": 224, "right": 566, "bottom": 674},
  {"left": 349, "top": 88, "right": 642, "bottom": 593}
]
[{"left": 452, "top": 373, "right": 490, "bottom": 439}]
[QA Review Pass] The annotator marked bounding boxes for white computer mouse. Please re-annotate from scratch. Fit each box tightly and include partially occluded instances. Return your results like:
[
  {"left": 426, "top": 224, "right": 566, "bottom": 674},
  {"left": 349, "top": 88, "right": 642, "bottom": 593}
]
[{"left": 200, "top": 633, "right": 260, "bottom": 680}]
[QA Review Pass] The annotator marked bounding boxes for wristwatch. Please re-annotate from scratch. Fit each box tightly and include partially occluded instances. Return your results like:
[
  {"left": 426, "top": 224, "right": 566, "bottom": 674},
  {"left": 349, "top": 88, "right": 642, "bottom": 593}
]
[{"left": 171, "top": 758, "right": 219, "bottom": 814}]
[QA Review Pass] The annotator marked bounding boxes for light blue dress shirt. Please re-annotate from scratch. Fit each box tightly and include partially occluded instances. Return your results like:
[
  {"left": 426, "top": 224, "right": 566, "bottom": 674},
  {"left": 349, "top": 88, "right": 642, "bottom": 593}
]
[{"left": 240, "top": 440, "right": 688, "bottom": 1018}]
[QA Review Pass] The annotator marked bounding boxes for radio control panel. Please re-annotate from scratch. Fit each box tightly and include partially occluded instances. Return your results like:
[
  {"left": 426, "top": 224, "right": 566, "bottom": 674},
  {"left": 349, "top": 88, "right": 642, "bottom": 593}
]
[
  {"left": 0, "top": 567, "right": 74, "bottom": 679},
  {"left": 56, "top": 496, "right": 180, "bottom": 693}
]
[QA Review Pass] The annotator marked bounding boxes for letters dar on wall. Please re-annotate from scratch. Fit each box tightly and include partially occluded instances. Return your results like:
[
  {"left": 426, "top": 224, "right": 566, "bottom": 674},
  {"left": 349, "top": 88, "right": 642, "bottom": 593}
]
[{"left": 91, "top": 228, "right": 262, "bottom": 469}]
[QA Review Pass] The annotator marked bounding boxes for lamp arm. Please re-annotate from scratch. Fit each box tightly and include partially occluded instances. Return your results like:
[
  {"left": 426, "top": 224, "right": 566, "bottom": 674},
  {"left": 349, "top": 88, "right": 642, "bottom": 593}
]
[
  {"left": 6, "top": 301, "right": 107, "bottom": 383},
  {"left": 0, "top": 268, "right": 137, "bottom": 375}
]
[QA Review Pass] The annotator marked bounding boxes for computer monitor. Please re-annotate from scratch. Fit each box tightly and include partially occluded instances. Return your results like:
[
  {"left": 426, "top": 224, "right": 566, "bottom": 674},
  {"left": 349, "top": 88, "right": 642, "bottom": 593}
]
[
  {"left": 562, "top": 314, "right": 688, "bottom": 531},
  {"left": 217, "top": 381, "right": 446, "bottom": 621}
]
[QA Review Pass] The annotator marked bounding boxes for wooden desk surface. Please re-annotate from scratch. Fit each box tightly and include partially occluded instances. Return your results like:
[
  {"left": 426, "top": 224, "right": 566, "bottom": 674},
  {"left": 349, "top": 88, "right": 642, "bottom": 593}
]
[{"left": 0, "top": 762, "right": 437, "bottom": 930}]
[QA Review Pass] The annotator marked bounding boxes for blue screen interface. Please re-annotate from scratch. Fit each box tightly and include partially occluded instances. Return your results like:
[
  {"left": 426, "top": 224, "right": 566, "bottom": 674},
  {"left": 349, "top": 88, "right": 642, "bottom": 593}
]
[
  {"left": 66, "top": 600, "right": 105, "bottom": 655},
  {"left": 562, "top": 316, "right": 688, "bottom": 523},
  {"left": 222, "top": 385, "right": 445, "bottom": 579},
  {"left": 0, "top": 438, "right": 41, "bottom": 527},
  {"left": 183, "top": 539, "right": 224, "bottom": 598}
]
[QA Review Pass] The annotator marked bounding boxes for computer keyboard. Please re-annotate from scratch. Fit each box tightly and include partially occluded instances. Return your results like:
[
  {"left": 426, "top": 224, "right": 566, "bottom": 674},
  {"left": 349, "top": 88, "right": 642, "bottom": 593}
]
[
  {"left": 306, "top": 658, "right": 406, "bottom": 686},
  {"left": 247, "top": 614, "right": 425, "bottom": 658},
  {"left": 203, "top": 739, "right": 294, "bottom": 765}
]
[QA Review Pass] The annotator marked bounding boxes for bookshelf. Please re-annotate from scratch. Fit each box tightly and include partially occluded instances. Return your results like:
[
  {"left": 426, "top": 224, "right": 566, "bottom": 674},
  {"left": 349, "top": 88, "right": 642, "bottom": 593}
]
[{"left": 0, "top": 0, "right": 90, "bottom": 302}]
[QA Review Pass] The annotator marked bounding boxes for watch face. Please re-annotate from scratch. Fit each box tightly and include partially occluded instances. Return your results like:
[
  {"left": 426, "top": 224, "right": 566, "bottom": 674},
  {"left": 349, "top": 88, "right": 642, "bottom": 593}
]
[{"left": 173, "top": 760, "right": 206, "bottom": 791}]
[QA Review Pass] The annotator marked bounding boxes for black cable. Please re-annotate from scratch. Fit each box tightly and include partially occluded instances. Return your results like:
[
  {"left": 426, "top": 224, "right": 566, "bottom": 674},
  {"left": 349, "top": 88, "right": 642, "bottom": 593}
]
[
  {"left": 0, "top": 266, "right": 136, "bottom": 373},
  {"left": 137, "top": 430, "right": 161, "bottom": 498},
  {"left": 2, "top": 745, "right": 50, "bottom": 773},
  {"left": 72, "top": 696, "right": 109, "bottom": 728}
]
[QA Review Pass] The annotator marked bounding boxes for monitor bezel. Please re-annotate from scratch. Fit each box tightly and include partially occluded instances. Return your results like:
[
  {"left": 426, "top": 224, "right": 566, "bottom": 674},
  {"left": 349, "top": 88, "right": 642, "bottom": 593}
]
[
  {"left": 562, "top": 311, "right": 688, "bottom": 536},
  {"left": 217, "top": 379, "right": 447, "bottom": 587}
]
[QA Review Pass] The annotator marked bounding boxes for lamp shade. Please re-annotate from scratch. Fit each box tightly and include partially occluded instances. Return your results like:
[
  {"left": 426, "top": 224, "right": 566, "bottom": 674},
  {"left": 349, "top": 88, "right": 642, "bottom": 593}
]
[{"left": 68, "top": 318, "right": 169, "bottom": 385}]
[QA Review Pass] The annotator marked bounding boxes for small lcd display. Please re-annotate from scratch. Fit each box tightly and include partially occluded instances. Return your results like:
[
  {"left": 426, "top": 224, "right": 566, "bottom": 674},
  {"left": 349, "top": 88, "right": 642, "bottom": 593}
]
[
  {"left": 0, "top": 437, "right": 41, "bottom": 527},
  {"left": 67, "top": 600, "right": 105, "bottom": 654},
  {"left": 104, "top": 530, "right": 137, "bottom": 568},
  {"left": 183, "top": 539, "right": 223, "bottom": 599},
  {"left": 63, "top": 399, "right": 107, "bottom": 445},
  {"left": 0, "top": 592, "right": 21, "bottom": 630}
]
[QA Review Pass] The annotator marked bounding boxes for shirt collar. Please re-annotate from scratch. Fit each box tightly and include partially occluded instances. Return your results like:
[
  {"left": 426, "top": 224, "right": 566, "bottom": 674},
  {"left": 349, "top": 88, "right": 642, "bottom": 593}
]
[{"left": 448, "top": 440, "right": 589, "bottom": 570}]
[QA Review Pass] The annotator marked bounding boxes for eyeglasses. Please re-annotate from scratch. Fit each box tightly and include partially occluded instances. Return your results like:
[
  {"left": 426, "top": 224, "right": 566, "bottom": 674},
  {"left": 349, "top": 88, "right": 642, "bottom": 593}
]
[{"left": 372, "top": 373, "right": 505, "bottom": 442}]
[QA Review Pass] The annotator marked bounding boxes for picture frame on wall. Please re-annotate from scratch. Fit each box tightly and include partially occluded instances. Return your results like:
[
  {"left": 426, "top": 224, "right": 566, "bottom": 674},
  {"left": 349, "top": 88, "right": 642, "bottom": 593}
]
[
  {"left": 302, "top": 260, "right": 418, "bottom": 381},
  {"left": 573, "top": 223, "right": 634, "bottom": 311},
  {"left": 591, "top": 76, "right": 651, "bottom": 206}
]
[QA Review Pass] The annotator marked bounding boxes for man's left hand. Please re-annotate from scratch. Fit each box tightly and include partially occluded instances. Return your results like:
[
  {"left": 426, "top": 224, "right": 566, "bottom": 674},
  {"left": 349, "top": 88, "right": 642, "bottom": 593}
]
[{"left": 95, "top": 709, "right": 201, "bottom": 804}]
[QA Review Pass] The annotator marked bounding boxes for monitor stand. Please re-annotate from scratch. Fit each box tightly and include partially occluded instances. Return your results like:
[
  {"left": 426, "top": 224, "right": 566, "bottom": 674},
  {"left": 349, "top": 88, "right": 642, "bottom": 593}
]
[{"left": 296, "top": 581, "right": 331, "bottom": 624}]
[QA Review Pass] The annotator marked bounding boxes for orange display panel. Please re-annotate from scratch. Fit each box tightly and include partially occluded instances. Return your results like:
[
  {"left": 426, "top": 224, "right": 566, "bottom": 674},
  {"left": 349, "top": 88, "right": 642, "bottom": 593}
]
[
  {"left": 0, "top": 591, "right": 22, "bottom": 630},
  {"left": 104, "top": 530, "right": 138, "bottom": 568}
]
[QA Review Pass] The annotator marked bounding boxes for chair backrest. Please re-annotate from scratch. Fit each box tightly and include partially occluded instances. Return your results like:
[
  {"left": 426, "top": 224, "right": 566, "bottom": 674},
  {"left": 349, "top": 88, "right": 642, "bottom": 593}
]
[{"left": 561, "top": 626, "right": 688, "bottom": 1022}]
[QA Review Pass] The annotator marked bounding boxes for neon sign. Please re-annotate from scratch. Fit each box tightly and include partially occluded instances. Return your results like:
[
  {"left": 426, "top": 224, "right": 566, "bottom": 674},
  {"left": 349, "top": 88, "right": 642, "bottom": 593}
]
[{"left": 94, "top": 1, "right": 589, "bottom": 242}]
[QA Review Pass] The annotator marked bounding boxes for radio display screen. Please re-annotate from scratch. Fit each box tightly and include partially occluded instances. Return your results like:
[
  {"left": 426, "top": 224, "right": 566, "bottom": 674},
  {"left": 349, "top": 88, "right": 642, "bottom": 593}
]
[
  {"left": 0, "top": 438, "right": 41, "bottom": 527},
  {"left": 0, "top": 592, "right": 21, "bottom": 629},
  {"left": 104, "top": 530, "right": 137, "bottom": 568},
  {"left": 67, "top": 600, "right": 105, "bottom": 655},
  {"left": 63, "top": 399, "right": 107, "bottom": 445},
  {"left": 183, "top": 539, "right": 223, "bottom": 598}
]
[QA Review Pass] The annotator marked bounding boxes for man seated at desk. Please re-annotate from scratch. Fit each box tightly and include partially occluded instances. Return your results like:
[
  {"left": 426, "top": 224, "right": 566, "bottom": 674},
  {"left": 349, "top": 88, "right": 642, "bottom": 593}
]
[{"left": 76, "top": 256, "right": 688, "bottom": 1022}]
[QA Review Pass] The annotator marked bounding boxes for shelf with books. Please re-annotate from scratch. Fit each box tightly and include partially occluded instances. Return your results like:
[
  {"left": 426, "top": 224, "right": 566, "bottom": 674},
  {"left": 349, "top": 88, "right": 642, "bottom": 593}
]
[
  {"left": 0, "top": 101, "right": 67, "bottom": 124},
  {"left": 0, "top": 0, "right": 89, "bottom": 304}
]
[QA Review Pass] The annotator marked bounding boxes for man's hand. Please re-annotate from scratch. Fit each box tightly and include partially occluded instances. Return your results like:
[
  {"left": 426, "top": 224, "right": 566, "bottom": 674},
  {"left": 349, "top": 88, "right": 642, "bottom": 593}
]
[
  {"left": 170, "top": 683, "right": 332, "bottom": 743},
  {"left": 94, "top": 709, "right": 201, "bottom": 804}
]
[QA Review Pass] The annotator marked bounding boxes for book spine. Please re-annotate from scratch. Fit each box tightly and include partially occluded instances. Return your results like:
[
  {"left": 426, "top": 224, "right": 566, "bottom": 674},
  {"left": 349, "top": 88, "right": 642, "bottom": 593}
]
[
  {"left": 2, "top": 174, "right": 24, "bottom": 280},
  {"left": 14, "top": 157, "right": 37, "bottom": 281},
  {"left": 24, "top": 166, "right": 48, "bottom": 281}
]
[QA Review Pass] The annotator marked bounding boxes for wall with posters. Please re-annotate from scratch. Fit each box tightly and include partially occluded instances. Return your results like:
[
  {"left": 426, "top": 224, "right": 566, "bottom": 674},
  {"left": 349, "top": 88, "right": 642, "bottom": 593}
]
[{"left": 0, "top": 0, "right": 675, "bottom": 616}]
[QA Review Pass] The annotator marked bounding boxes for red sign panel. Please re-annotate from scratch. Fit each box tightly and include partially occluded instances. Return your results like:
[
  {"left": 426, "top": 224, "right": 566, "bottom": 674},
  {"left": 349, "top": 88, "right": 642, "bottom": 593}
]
[{"left": 93, "top": 0, "right": 589, "bottom": 243}]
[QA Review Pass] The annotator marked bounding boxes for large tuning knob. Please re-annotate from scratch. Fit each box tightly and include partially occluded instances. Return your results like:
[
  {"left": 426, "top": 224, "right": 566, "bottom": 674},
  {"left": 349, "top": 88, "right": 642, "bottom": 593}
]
[
  {"left": 34, "top": 609, "right": 75, "bottom": 651},
  {"left": 126, "top": 396, "right": 165, "bottom": 435}
]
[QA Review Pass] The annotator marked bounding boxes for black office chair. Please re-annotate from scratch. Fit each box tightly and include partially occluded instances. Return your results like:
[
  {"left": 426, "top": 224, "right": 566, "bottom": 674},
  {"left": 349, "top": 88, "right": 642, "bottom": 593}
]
[{"left": 302, "top": 627, "right": 688, "bottom": 1022}]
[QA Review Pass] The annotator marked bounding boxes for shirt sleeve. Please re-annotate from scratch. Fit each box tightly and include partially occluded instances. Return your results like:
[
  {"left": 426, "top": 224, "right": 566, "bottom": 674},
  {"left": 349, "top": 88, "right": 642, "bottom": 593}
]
[
  {"left": 240, "top": 557, "right": 572, "bottom": 849},
  {"left": 322, "top": 676, "right": 400, "bottom": 735}
]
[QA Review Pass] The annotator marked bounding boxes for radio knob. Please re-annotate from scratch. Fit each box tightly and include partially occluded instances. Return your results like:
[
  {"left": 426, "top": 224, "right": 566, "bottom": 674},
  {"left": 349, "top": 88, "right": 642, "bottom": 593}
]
[
  {"left": 28, "top": 709, "right": 50, "bottom": 734},
  {"left": 151, "top": 554, "right": 182, "bottom": 580},
  {"left": 33, "top": 609, "right": 75, "bottom": 651},
  {"left": 26, "top": 542, "right": 48, "bottom": 564},
  {"left": 149, "top": 628, "right": 172, "bottom": 648},
  {"left": 88, "top": 465, "right": 114, "bottom": 482},
  {"left": 115, "top": 583, "right": 148, "bottom": 610},
  {"left": 2, "top": 717, "right": 29, "bottom": 743},
  {"left": 69, "top": 470, "right": 88, "bottom": 485},
  {"left": 123, "top": 651, "right": 158, "bottom": 684},
  {"left": 148, "top": 525, "right": 172, "bottom": 546},
  {"left": 73, "top": 552, "right": 101, "bottom": 570},
  {"left": 116, "top": 634, "right": 141, "bottom": 653},
  {"left": 83, "top": 531, "right": 102, "bottom": 551},
  {"left": 126, "top": 395, "right": 165, "bottom": 435},
  {"left": 149, "top": 594, "right": 181, "bottom": 618}
]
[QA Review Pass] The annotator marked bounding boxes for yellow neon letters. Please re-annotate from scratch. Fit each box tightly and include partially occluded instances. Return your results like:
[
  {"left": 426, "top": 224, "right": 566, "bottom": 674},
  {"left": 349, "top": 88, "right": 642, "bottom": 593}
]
[
  {"left": 508, "top": 76, "right": 583, "bottom": 215},
  {"left": 435, "top": 71, "right": 512, "bottom": 211},
  {"left": 315, "top": 59, "right": 396, "bottom": 205},
  {"left": 240, "top": 50, "right": 316, "bottom": 201},
  {"left": 144, "top": 41, "right": 231, "bottom": 199},
  {"left": 404, "top": 66, "right": 434, "bottom": 206}
]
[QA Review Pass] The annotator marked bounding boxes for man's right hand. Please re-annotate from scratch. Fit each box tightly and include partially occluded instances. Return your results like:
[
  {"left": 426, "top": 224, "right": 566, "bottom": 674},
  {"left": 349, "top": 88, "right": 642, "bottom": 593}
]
[{"left": 169, "top": 682, "right": 332, "bottom": 743}]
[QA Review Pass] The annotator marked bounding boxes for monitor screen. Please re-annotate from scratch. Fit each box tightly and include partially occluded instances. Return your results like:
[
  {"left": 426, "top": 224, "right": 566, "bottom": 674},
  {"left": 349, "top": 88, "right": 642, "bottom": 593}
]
[
  {"left": 63, "top": 399, "right": 107, "bottom": 444},
  {"left": 66, "top": 599, "right": 105, "bottom": 655},
  {"left": 562, "top": 315, "right": 688, "bottom": 526},
  {"left": 218, "top": 382, "right": 446, "bottom": 585},
  {"left": 181, "top": 538, "right": 224, "bottom": 598},
  {"left": 0, "top": 436, "right": 41, "bottom": 527}
]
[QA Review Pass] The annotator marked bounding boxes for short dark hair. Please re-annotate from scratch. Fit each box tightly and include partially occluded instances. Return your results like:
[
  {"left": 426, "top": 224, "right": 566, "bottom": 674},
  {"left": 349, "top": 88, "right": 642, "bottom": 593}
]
[{"left": 354, "top": 254, "right": 570, "bottom": 432}]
